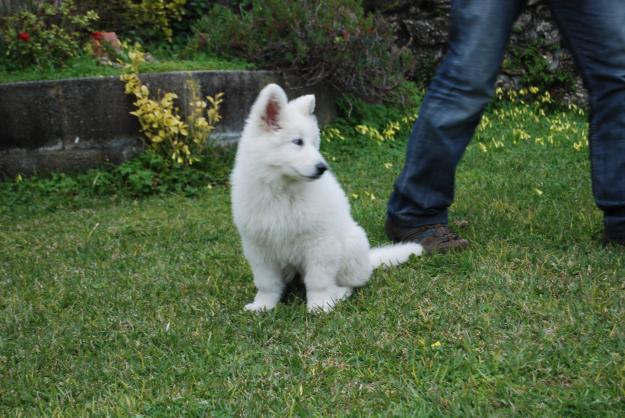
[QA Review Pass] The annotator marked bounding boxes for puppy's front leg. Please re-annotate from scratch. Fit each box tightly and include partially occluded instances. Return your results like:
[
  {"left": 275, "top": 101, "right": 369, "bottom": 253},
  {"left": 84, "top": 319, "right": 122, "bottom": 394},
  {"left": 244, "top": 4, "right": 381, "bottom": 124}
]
[
  {"left": 245, "top": 265, "right": 284, "bottom": 312},
  {"left": 243, "top": 247, "right": 284, "bottom": 312}
]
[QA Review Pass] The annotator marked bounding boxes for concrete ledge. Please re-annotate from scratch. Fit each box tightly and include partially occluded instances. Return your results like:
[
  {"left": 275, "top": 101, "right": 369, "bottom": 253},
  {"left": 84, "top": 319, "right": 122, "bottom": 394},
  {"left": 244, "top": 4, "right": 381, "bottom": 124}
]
[{"left": 0, "top": 71, "right": 336, "bottom": 176}]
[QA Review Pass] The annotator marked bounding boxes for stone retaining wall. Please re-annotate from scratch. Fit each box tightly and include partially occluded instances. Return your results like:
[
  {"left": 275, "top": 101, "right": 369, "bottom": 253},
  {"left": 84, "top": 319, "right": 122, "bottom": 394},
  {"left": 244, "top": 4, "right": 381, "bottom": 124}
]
[
  {"left": 0, "top": 71, "right": 336, "bottom": 176},
  {"left": 380, "top": 0, "right": 586, "bottom": 104}
]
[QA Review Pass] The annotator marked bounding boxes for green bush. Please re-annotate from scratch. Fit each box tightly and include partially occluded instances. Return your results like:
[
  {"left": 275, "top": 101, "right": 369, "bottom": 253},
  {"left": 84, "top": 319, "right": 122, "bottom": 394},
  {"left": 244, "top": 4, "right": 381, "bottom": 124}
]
[
  {"left": 190, "top": 0, "right": 415, "bottom": 103},
  {"left": 505, "top": 39, "right": 576, "bottom": 93},
  {"left": 0, "top": 0, "right": 98, "bottom": 70},
  {"left": 0, "top": 0, "right": 40, "bottom": 17},
  {"left": 171, "top": 0, "right": 246, "bottom": 41},
  {"left": 75, "top": 0, "right": 186, "bottom": 42}
]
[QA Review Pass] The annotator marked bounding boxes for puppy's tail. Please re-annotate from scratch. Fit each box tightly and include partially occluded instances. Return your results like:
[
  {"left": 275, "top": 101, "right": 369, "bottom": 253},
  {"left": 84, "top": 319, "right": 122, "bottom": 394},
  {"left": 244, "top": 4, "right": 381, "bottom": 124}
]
[{"left": 369, "top": 243, "right": 423, "bottom": 269}]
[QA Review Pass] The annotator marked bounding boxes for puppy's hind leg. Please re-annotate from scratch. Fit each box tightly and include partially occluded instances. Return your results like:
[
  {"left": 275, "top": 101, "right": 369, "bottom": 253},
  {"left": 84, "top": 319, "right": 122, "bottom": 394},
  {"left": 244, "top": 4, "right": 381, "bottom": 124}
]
[{"left": 337, "top": 224, "right": 373, "bottom": 288}]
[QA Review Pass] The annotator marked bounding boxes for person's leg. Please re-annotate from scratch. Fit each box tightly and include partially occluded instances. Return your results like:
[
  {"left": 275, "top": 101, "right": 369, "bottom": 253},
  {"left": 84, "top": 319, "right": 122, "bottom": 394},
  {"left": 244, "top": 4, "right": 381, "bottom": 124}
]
[
  {"left": 387, "top": 0, "right": 527, "bottom": 236},
  {"left": 548, "top": 0, "right": 625, "bottom": 244}
]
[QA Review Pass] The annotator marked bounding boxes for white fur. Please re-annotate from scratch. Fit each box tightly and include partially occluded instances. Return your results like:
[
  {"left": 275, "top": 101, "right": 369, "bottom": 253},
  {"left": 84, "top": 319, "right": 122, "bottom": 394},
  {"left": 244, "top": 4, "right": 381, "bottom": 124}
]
[{"left": 231, "top": 84, "right": 423, "bottom": 313}]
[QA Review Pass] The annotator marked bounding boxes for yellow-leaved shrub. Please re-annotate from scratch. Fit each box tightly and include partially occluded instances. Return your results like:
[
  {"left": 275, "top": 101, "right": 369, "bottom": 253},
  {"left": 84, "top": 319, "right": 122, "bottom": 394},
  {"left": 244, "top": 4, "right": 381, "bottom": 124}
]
[{"left": 120, "top": 48, "right": 224, "bottom": 166}]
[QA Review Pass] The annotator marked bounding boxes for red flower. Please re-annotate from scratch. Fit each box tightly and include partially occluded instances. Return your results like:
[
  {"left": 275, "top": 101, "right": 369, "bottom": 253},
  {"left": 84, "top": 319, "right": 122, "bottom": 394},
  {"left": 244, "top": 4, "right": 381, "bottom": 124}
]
[
  {"left": 91, "top": 31, "right": 104, "bottom": 41},
  {"left": 18, "top": 31, "right": 30, "bottom": 42}
]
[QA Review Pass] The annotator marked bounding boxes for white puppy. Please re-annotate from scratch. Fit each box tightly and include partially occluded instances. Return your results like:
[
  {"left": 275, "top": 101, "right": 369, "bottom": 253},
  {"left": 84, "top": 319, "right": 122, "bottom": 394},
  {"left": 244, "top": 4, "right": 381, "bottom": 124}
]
[{"left": 231, "top": 84, "right": 422, "bottom": 312}]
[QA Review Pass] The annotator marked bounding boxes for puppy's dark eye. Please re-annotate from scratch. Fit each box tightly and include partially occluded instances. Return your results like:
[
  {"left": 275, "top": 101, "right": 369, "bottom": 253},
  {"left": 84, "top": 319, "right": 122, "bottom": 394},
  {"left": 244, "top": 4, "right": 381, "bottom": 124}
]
[{"left": 292, "top": 138, "right": 304, "bottom": 146}]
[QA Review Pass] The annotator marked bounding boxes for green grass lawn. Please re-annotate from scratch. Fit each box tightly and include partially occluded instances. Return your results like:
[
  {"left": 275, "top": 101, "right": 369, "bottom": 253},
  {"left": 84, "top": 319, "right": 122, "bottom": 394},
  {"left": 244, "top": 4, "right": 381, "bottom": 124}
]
[
  {"left": 0, "top": 53, "right": 253, "bottom": 84},
  {"left": 1, "top": 100, "right": 624, "bottom": 416}
]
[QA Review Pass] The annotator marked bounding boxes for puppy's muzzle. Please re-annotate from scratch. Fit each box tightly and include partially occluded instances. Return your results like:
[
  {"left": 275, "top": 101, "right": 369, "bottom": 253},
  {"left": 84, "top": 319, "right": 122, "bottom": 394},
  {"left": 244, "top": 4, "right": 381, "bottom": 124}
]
[
  {"left": 303, "top": 162, "right": 328, "bottom": 180},
  {"left": 316, "top": 162, "right": 328, "bottom": 175}
]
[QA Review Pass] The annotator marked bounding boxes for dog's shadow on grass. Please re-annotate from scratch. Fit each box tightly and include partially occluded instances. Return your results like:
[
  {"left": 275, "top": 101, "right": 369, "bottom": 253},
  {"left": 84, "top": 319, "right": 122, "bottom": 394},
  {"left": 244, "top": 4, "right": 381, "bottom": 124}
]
[
  {"left": 280, "top": 274, "right": 362, "bottom": 309},
  {"left": 281, "top": 274, "right": 307, "bottom": 305}
]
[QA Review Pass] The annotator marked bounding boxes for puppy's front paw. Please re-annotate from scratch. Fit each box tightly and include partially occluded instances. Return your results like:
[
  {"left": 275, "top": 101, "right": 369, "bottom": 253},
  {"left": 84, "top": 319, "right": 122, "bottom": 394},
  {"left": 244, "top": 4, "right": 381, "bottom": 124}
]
[
  {"left": 243, "top": 291, "right": 281, "bottom": 313},
  {"left": 244, "top": 301, "right": 274, "bottom": 312},
  {"left": 307, "top": 299, "right": 335, "bottom": 313},
  {"left": 307, "top": 286, "right": 352, "bottom": 313}
]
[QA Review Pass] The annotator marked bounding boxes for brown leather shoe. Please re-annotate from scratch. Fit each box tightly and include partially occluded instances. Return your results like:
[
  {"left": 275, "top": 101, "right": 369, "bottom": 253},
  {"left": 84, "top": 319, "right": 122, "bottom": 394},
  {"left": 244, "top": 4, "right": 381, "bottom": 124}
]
[{"left": 385, "top": 218, "right": 469, "bottom": 253}]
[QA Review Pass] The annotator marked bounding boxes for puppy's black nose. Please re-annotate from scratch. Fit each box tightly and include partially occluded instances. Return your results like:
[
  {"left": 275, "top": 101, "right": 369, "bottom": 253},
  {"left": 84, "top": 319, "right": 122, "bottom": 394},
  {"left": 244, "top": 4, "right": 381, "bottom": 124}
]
[{"left": 315, "top": 163, "right": 328, "bottom": 176}]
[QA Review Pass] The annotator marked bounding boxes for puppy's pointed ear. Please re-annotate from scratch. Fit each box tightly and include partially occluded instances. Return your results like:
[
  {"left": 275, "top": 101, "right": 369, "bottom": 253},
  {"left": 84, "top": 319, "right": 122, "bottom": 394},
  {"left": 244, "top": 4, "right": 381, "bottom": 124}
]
[
  {"left": 252, "top": 84, "right": 288, "bottom": 132},
  {"left": 289, "top": 94, "right": 316, "bottom": 116}
]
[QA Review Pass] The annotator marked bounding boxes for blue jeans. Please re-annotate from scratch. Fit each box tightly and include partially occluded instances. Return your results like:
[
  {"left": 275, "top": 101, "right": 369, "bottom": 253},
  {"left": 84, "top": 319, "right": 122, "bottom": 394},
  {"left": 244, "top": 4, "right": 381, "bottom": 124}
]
[{"left": 387, "top": 0, "right": 625, "bottom": 237}]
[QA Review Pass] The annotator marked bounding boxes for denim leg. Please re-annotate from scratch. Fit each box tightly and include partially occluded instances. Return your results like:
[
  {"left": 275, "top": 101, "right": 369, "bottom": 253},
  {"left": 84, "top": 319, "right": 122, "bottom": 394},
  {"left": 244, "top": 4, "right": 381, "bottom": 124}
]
[
  {"left": 388, "top": 0, "right": 527, "bottom": 227},
  {"left": 549, "top": 0, "right": 625, "bottom": 237}
]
